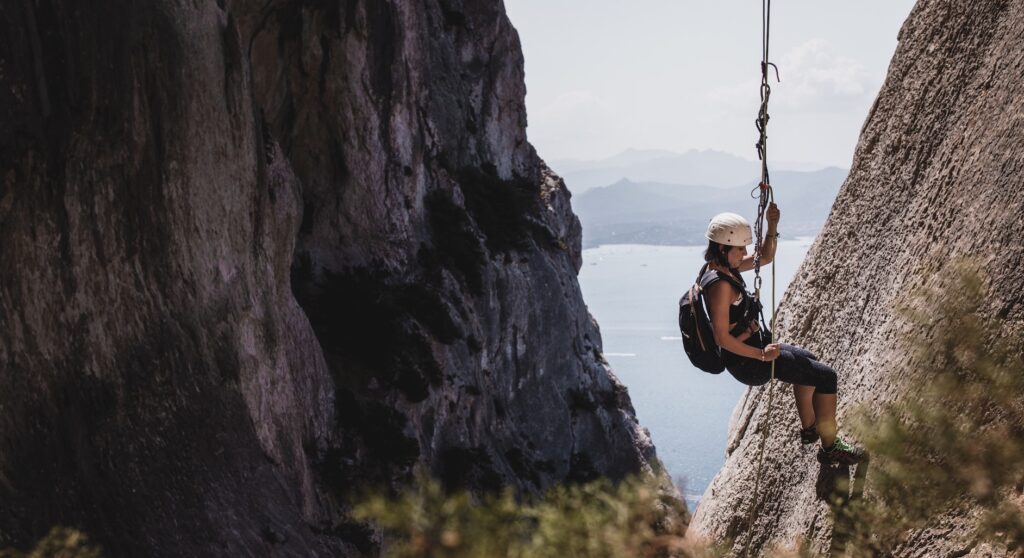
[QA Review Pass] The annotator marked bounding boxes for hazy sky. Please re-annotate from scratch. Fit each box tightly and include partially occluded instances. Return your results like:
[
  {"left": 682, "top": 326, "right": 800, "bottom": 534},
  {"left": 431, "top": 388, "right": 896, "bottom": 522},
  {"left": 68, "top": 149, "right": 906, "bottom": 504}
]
[{"left": 504, "top": 1, "right": 917, "bottom": 167}]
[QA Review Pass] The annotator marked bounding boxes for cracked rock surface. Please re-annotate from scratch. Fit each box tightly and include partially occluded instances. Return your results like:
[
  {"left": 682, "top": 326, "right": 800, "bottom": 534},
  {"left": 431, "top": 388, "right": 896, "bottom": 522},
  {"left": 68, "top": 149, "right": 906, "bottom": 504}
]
[
  {"left": 689, "top": 0, "right": 1024, "bottom": 555},
  {"left": 0, "top": 1, "right": 659, "bottom": 555}
]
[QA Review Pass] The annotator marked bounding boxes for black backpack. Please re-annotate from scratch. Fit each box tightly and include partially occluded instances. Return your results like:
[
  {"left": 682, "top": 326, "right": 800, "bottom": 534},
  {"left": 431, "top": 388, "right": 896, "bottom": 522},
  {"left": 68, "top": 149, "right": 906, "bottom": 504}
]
[{"left": 678, "top": 264, "right": 760, "bottom": 374}]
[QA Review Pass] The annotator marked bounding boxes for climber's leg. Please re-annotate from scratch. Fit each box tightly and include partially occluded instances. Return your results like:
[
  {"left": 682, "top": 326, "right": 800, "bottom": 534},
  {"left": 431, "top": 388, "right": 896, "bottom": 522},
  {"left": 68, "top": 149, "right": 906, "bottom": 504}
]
[
  {"left": 771, "top": 344, "right": 837, "bottom": 446},
  {"left": 813, "top": 393, "right": 838, "bottom": 448},
  {"left": 793, "top": 384, "right": 815, "bottom": 429},
  {"left": 764, "top": 345, "right": 863, "bottom": 462}
]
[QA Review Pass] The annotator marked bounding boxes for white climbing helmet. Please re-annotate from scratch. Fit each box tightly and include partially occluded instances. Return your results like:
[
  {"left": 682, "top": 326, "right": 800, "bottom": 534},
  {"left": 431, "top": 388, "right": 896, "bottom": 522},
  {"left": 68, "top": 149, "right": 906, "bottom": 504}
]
[{"left": 705, "top": 212, "right": 753, "bottom": 246}]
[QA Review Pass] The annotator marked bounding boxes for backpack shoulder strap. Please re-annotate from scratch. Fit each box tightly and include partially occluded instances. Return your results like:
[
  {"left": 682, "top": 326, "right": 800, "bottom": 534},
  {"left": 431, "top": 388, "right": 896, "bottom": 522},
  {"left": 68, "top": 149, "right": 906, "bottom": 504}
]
[
  {"left": 717, "top": 272, "right": 745, "bottom": 291},
  {"left": 698, "top": 270, "right": 720, "bottom": 290},
  {"left": 698, "top": 265, "right": 743, "bottom": 292}
]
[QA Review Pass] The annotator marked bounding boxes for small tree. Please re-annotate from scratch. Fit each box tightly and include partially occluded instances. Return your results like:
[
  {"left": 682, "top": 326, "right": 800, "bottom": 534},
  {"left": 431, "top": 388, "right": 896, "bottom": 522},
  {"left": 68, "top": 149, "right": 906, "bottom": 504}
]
[{"left": 843, "top": 262, "right": 1024, "bottom": 555}]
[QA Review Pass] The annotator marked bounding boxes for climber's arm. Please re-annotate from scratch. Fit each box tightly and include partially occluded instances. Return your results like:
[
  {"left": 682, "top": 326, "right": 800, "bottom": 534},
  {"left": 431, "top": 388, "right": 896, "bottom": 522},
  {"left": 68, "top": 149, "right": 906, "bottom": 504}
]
[{"left": 738, "top": 202, "right": 780, "bottom": 272}]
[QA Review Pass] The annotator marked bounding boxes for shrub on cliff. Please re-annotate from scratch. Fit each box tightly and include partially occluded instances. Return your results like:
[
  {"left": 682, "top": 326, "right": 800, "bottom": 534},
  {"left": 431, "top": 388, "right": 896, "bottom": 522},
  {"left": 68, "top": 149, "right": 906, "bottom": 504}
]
[
  {"left": 0, "top": 527, "right": 103, "bottom": 558},
  {"left": 841, "top": 263, "right": 1024, "bottom": 554},
  {"left": 354, "top": 472, "right": 699, "bottom": 557}
]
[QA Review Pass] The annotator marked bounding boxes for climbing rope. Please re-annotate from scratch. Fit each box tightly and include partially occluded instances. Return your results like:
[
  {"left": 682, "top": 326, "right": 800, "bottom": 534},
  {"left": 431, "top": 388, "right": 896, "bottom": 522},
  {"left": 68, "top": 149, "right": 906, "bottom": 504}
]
[{"left": 743, "top": 0, "right": 780, "bottom": 554}]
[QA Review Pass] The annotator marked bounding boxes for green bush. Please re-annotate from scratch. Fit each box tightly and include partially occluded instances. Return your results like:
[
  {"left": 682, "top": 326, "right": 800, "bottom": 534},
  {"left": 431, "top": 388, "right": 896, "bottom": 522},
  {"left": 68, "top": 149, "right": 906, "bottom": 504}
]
[
  {"left": 841, "top": 262, "right": 1024, "bottom": 555},
  {"left": 353, "top": 471, "right": 699, "bottom": 558},
  {"left": 0, "top": 527, "right": 103, "bottom": 558}
]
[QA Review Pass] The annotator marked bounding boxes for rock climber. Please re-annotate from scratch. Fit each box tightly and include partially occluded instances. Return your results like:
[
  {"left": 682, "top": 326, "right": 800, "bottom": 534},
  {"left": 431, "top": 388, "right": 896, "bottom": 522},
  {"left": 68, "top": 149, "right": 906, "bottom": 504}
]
[{"left": 701, "top": 205, "right": 864, "bottom": 466}]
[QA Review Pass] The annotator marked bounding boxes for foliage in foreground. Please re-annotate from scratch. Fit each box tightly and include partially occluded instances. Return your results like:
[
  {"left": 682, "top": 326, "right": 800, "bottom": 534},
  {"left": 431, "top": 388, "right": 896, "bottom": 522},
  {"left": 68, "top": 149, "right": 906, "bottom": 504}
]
[
  {"left": 0, "top": 528, "right": 103, "bottom": 558},
  {"left": 354, "top": 472, "right": 705, "bottom": 558},
  {"left": 841, "top": 263, "right": 1024, "bottom": 555}
]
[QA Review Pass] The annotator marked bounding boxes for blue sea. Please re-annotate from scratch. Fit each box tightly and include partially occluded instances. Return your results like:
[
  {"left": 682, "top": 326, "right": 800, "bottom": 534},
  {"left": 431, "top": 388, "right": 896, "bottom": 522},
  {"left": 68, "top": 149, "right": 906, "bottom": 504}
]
[{"left": 577, "top": 239, "right": 814, "bottom": 510}]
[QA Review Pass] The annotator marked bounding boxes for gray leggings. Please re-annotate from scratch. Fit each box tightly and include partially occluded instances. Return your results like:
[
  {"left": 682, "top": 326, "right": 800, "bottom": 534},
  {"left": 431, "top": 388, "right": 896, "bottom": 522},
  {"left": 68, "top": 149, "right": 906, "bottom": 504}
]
[{"left": 724, "top": 342, "right": 838, "bottom": 395}]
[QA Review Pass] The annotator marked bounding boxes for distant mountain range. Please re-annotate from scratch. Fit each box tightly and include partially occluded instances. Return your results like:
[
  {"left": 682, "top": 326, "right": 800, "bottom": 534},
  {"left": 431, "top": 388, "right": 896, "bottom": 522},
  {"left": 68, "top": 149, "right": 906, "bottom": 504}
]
[
  {"left": 572, "top": 167, "right": 847, "bottom": 248},
  {"left": 550, "top": 148, "right": 832, "bottom": 194}
]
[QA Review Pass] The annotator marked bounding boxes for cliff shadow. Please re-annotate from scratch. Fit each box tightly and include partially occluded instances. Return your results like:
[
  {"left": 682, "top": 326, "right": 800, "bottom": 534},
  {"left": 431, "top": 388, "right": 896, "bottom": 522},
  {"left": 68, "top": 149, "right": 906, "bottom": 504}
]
[{"left": 816, "top": 457, "right": 870, "bottom": 556}]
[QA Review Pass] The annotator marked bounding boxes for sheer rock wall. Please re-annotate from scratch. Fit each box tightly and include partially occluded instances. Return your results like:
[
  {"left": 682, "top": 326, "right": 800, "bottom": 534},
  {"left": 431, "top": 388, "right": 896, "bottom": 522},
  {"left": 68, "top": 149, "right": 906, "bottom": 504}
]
[
  {"left": 690, "top": 0, "right": 1024, "bottom": 555},
  {"left": 0, "top": 1, "right": 657, "bottom": 555}
]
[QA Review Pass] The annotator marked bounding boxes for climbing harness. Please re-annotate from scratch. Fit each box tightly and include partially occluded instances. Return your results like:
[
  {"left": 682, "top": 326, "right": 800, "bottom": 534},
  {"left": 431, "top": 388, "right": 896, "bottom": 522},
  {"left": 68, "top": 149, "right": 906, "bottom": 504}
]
[{"left": 743, "top": 0, "right": 781, "bottom": 554}]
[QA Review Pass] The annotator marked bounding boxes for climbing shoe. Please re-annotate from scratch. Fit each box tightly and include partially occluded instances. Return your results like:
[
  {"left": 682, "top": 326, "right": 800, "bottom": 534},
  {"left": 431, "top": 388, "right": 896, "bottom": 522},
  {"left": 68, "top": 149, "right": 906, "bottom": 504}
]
[
  {"left": 799, "top": 424, "right": 820, "bottom": 445},
  {"left": 817, "top": 437, "right": 865, "bottom": 466}
]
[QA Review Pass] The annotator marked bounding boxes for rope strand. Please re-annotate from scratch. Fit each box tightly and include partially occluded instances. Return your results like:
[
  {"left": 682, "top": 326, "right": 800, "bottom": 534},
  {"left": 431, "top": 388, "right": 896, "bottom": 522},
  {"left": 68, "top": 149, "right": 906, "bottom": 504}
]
[{"left": 742, "top": 0, "right": 780, "bottom": 554}]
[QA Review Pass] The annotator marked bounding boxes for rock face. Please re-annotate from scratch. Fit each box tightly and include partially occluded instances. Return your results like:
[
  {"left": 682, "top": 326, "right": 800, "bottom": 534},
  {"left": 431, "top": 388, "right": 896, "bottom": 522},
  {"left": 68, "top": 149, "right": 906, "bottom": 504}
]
[
  {"left": 690, "top": 0, "right": 1024, "bottom": 554},
  {"left": 0, "top": 1, "right": 657, "bottom": 555}
]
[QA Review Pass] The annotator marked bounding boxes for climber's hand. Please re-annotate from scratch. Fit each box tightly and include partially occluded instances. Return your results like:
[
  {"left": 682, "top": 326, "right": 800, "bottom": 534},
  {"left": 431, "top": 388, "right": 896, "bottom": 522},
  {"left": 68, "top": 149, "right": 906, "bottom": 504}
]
[
  {"left": 766, "top": 202, "right": 780, "bottom": 227},
  {"left": 762, "top": 343, "right": 781, "bottom": 361}
]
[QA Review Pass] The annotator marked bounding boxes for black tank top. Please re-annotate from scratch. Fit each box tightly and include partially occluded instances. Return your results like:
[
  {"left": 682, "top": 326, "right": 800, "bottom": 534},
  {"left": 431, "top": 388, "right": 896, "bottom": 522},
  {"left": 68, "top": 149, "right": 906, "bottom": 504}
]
[
  {"left": 713, "top": 267, "right": 749, "bottom": 323},
  {"left": 712, "top": 268, "right": 770, "bottom": 364},
  {"left": 728, "top": 293, "right": 747, "bottom": 324}
]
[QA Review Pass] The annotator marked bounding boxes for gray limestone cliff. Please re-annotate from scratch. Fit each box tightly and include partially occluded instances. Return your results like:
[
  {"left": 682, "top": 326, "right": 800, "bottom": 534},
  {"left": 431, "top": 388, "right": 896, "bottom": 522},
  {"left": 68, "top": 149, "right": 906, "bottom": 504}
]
[
  {"left": 0, "top": 1, "right": 658, "bottom": 555},
  {"left": 690, "top": 0, "right": 1024, "bottom": 555}
]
